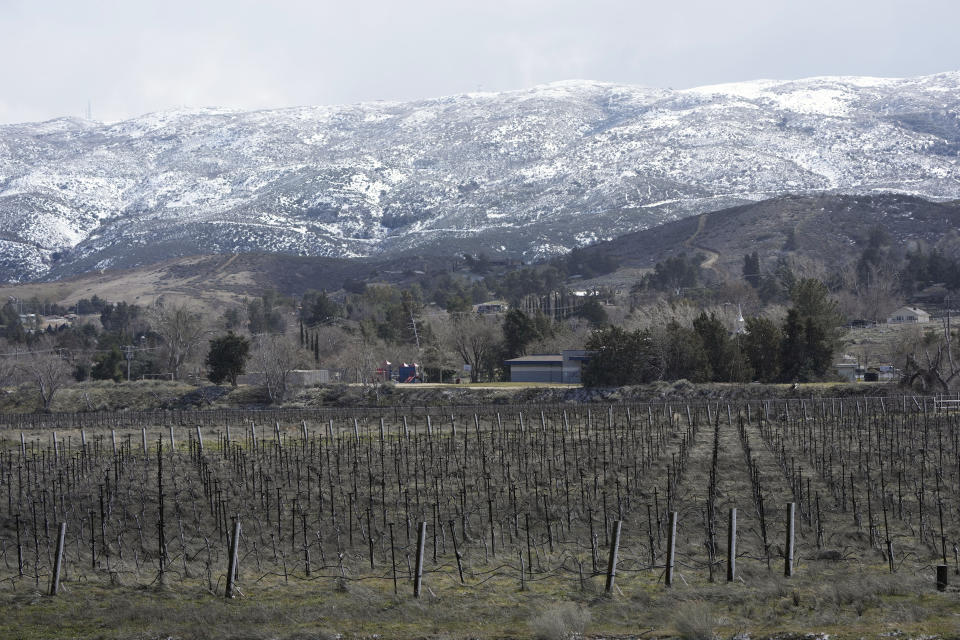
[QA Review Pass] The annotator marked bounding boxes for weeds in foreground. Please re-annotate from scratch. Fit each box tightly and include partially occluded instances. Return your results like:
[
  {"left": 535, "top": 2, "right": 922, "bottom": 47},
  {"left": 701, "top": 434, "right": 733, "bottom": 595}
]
[
  {"left": 528, "top": 602, "right": 591, "bottom": 640},
  {"left": 674, "top": 600, "right": 716, "bottom": 640}
]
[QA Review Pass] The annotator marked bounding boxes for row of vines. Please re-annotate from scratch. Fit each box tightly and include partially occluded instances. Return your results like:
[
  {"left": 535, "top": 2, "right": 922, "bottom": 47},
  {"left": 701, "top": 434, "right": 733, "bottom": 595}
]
[{"left": 1, "top": 398, "right": 958, "bottom": 598}]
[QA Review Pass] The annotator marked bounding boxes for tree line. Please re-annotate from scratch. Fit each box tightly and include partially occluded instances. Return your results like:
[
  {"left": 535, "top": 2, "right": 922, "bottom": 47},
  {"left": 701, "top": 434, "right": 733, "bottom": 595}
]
[{"left": 583, "top": 278, "right": 842, "bottom": 387}]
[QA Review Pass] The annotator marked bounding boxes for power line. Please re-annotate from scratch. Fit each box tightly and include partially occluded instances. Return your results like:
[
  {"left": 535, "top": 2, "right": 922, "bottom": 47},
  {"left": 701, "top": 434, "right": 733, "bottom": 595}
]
[{"left": 0, "top": 344, "right": 162, "bottom": 359}]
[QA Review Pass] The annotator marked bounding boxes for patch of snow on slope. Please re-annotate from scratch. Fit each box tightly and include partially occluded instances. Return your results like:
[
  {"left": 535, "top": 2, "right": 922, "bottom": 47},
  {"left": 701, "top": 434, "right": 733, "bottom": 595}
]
[{"left": 768, "top": 89, "right": 853, "bottom": 116}]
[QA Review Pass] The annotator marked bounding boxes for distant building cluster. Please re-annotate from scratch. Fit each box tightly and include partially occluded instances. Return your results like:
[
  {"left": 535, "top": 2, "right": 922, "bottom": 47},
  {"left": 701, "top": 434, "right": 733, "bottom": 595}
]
[{"left": 18, "top": 313, "right": 75, "bottom": 333}]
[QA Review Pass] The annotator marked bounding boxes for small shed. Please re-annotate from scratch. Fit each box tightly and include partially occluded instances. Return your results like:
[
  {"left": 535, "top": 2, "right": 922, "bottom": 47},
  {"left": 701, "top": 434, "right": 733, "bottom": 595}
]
[
  {"left": 291, "top": 369, "right": 331, "bottom": 386},
  {"left": 834, "top": 361, "right": 858, "bottom": 383},
  {"left": 887, "top": 306, "right": 930, "bottom": 324}
]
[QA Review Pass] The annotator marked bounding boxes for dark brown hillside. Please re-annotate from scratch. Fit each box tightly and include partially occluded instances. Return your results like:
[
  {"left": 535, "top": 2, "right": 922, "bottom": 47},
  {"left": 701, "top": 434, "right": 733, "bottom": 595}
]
[
  {"left": 4, "top": 193, "right": 960, "bottom": 309},
  {"left": 0, "top": 252, "right": 449, "bottom": 312},
  {"left": 580, "top": 193, "right": 960, "bottom": 277}
]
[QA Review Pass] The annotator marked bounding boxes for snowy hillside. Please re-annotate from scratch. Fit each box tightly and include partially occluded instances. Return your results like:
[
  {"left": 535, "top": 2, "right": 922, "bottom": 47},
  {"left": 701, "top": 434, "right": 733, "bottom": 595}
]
[{"left": 1, "top": 72, "right": 959, "bottom": 282}]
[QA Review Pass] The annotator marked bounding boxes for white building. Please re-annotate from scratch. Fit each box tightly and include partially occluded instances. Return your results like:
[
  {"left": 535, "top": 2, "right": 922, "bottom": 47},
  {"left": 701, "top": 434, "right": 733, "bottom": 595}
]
[{"left": 886, "top": 306, "right": 931, "bottom": 324}]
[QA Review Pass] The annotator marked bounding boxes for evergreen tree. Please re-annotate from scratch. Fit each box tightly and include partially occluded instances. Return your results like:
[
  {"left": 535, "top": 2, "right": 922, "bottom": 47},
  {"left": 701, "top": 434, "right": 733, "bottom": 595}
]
[
  {"left": 774, "top": 258, "right": 797, "bottom": 297},
  {"left": 502, "top": 309, "right": 539, "bottom": 359},
  {"left": 743, "top": 252, "right": 761, "bottom": 288},
  {"left": 301, "top": 290, "right": 341, "bottom": 326},
  {"left": 742, "top": 317, "right": 782, "bottom": 382},
  {"left": 727, "top": 334, "right": 754, "bottom": 383},
  {"left": 645, "top": 254, "right": 699, "bottom": 292},
  {"left": 692, "top": 312, "right": 753, "bottom": 383},
  {"left": 803, "top": 316, "right": 834, "bottom": 377},
  {"left": 661, "top": 321, "right": 711, "bottom": 382},
  {"left": 91, "top": 347, "right": 125, "bottom": 382},
  {"left": 100, "top": 302, "right": 139, "bottom": 336},
  {"left": 780, "top": 309, "right": 809, "bottom": 381},
  {"left": 502, "top": 309, "right": 554, "bottom": 359},
  {"left": 582, "top": 327, "right": 660, "bottom": 387},
  {"left": 693, "top": 312, "right": 729, "bottom": 380},
  {"left": 855, "top": 226, "right": 889, "bottom": 287},
  {"left": 577, "top": 298, "right": 609, "bottom": 328},
  {"left": 779, "top": 280, "right": 841, "bottom": 381},
  {"left": 206, "top": 332, "right": 251, "bottom": 387},
  {"left": 0, "top": 302, "right": 25, "bottom": 342},
  {"left": 73, "top": 362, "right": 91, "bottom": 383}
]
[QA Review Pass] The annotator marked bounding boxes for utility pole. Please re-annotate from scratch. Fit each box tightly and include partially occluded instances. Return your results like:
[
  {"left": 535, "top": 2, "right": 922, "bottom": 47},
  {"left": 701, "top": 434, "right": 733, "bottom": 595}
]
[
  {"left": 409, "top": 310, "right": 421, "bottom": 350},
  {"left": 124, "top": 345, "right": 133, "bottom": 382}
]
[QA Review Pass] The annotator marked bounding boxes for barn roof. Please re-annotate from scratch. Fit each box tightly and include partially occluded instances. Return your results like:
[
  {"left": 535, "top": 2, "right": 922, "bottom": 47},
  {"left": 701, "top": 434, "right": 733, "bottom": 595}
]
[{"left": 504, "top": 355, "right": 563, "bottom": 365}]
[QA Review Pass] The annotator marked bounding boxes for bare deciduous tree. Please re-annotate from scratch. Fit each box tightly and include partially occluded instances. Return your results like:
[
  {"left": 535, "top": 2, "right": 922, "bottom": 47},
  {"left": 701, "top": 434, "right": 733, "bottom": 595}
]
[
  {"left": 315, "top": 325, "right": 351, "bottom": 363},
  {"left": 901, "top": 314, "right": 960, "bottom": 392},
  {"left": 445, "top": 313, "right": 501, "bottom": 383},
  {"left": 528, "top": 317, "right": 591, "bottom": 354},
  {"left": 150, "top": 303, "right": 208, "bottom": 380},
  {"left": 420, "top": 318, "right": 456, "bottom": 383},
  {"left": 21, "top": 349, "right": 70, "bottom": 412},
  {"left": 252, "top": 334, "right": 300, "bottom": 403},
  {"left": 0, "top": 358, "right": 16, "bottom": 389},
  {"left": 837, "top": 262, "right": 903, "bottom": 323},
  {"left": 0, "top": 339, "right": 19, "bottom": 389}
]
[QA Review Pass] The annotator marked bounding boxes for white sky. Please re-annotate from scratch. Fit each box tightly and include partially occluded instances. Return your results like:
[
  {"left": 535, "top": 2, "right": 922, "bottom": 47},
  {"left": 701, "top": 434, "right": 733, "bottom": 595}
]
[{"left": 1, "top": 0, "right": 958, "bottom": 124}]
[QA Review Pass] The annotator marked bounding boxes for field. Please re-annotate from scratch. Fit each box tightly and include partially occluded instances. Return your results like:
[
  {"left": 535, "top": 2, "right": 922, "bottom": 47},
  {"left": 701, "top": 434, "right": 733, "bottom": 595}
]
[{"left": 1, "top": 399, "right": 960, "bottom": 639}]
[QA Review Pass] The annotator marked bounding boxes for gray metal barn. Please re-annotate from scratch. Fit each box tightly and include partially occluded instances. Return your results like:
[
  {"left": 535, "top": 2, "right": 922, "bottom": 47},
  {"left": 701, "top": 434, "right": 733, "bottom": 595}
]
[{"left": 504, "top": 350, "right": 590, "bottom": 383}]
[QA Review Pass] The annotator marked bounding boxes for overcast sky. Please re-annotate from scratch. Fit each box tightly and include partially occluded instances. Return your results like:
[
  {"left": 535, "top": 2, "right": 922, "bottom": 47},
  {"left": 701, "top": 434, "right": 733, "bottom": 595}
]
[{"left": 1, "top": 0, "right": 958, "bottom": 124}]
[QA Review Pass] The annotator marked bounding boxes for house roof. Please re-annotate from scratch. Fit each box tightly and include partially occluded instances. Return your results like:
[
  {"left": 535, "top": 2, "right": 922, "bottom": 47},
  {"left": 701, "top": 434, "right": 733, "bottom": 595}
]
[
  {"left": 890, "top": 306, "right": 929, "bottom": 316},
  {"left": 504, "top": 355, "right": 563, "bottom": 365}
]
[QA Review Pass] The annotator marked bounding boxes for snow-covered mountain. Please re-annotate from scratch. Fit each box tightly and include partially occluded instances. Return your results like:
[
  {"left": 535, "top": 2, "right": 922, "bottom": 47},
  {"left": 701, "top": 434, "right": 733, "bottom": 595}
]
[{"left": 2, "top": 72, "right": 959, "bottom": 282}]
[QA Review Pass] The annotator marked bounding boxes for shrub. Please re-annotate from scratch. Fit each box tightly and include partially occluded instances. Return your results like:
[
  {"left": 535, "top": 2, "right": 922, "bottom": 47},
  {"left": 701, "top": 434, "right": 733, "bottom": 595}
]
[
  {"left": 674, "top": 601, "right": 715, "bottom": 640},
  {"left": 528, "top": 602, "right": 591, "bottom": 640}
]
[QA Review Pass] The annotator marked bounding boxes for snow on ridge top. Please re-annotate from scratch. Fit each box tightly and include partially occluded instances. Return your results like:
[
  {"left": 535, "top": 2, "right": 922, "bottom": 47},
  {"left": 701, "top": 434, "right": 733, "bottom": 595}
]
[
  {"left": 1, "top": 69, "right": 959, "bottom": 283},
  {"left": 0, "top": 117, "right": 98, "bottom": 135},
  {"left": 684, "top": 79, "right": 862, "bottom": 116},
  {"left": 518, "top": 79, "right": 671, "bottom": 103},
  {"left": 128, "top": 106, "right": 243, "bottom": 121},
  {"left": 103, "top": 107, "right": 245, "bottom": 138},
  {"left": 808, "top": 75, "right": 905, "bottom": 88},
  {"left": 682, "top": 79, "right": 784, "bottom": 100},
  {"left": 770, "top": 88, "right": 853, "bottom": 117},
  {"left": 410, "top": 79, "right": 659, "bottom": 107},
  {"left": 680, "top": 72, "right": 954, "bottom": 101},
  {"left": 527, "top": 79, "right": 621, "bottom": 93}
]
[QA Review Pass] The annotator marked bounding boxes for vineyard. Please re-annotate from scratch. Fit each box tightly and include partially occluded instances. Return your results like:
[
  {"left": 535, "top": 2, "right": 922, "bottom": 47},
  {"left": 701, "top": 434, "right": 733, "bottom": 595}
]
[{"left": 2, "top": 398, "right": 960, "bottom": 639}]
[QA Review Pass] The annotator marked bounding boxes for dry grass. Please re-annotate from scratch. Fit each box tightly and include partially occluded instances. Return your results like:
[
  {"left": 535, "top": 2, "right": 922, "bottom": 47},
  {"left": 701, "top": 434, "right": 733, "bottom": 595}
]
[
  {"left": 0, "top": 255, "right": 254, "bottom": 318},
  {"left": 0, "top": 379, "right": 197, "bottom": 413},
  {"left": 528, "top": 602, "right": 591, "bottom": 640},
  {"left": 673, "top": 601, "right": 716, "bottom": 640},
  {"left": 1, "top": 555, "right": 959, "bottom": 639}
]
